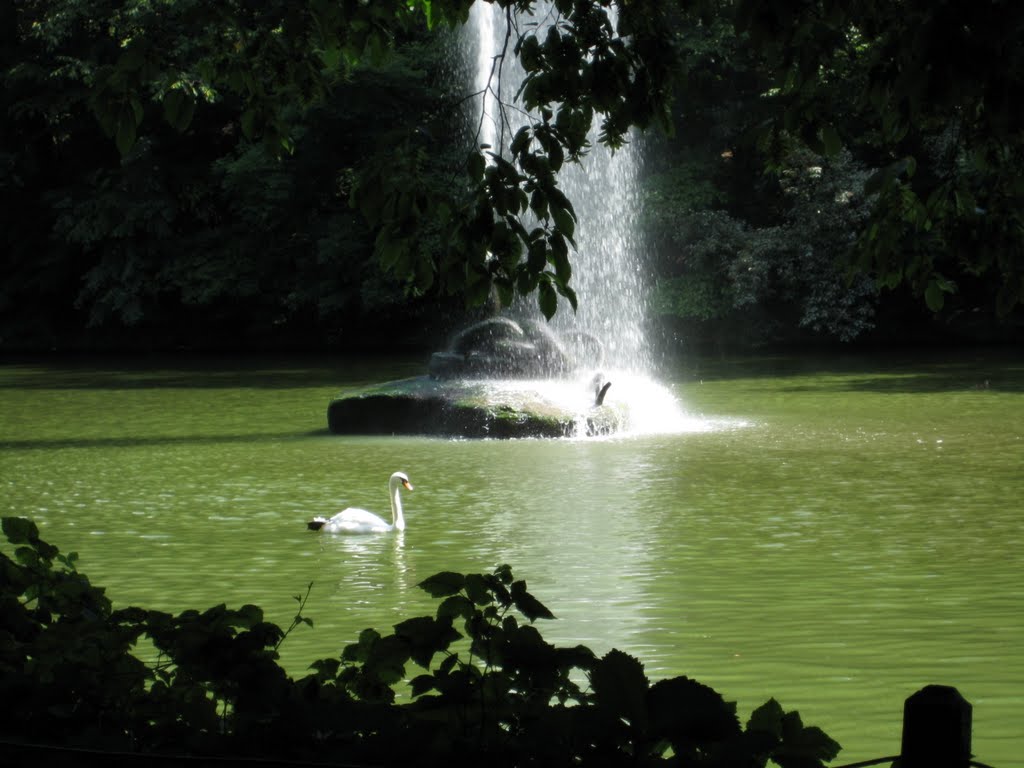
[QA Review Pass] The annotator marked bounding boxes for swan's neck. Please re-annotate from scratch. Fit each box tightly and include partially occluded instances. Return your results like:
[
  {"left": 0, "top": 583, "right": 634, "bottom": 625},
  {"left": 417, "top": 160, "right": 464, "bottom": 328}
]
[{"left": 390, "top": 484, "right": 406, "bottom": 531}]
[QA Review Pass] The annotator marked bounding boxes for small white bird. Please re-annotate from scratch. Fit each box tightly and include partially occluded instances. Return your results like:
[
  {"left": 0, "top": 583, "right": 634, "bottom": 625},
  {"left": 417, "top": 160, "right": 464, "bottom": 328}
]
[{"left": 307, "top": 471, "right": 413, "bottom": 534}]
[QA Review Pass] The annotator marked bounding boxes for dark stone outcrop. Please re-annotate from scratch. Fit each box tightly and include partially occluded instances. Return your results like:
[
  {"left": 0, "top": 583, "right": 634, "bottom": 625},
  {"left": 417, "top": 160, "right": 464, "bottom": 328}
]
[
  {"left": 328, "top": 317, "right": 619, "bottom": 438},
  {"left": 327, "top": 376, "right": 622, "bottom": 438},
  {"left": 429, "top": 317, "right": 602, "bottom": 379}
]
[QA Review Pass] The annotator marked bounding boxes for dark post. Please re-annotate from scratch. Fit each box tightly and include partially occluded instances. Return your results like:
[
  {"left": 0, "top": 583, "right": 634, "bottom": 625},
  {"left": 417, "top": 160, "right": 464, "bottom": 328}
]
[{"left": 900, "top": 685, "right": 972, "bottom": 768}]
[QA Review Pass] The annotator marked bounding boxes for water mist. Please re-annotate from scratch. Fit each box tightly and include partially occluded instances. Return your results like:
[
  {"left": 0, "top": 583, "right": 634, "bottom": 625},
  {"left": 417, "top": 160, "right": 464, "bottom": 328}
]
[{"left": 463, "top": 1, "right": 693, "bottom": 435}]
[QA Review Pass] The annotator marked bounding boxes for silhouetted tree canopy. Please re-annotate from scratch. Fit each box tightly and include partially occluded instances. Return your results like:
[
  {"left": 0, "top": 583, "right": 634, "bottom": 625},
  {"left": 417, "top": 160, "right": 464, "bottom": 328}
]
[{"left": 2, "top": 0, "right": 1021, "bottom": 349}]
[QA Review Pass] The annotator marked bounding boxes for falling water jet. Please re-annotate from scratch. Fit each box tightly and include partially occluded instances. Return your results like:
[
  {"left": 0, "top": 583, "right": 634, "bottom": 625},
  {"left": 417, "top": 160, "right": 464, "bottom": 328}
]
[
  {"left": 457, "top": 0, "right": 694, "bottom": 434},
  {"left": 327, "top": 1, "right": 712, "bottom": 439},
  {"left": 467, "top": 2, "right": 649, "bottom": 370}
]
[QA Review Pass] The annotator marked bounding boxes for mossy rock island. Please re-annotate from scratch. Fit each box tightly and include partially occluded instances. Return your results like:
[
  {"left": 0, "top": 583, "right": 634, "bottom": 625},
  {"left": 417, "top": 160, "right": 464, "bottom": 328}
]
[
  {"left": 328, "top": 317, "right": 622, "bottom": 438},
  {"left": 327, "top": 375, "right": 623, "bottom": 439}
]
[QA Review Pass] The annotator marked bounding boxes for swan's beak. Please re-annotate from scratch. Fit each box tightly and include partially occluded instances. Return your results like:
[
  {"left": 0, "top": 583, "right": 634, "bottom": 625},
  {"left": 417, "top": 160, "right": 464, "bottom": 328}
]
[{"left": 403, "top": 480, "right": 414, "bottom": 491}]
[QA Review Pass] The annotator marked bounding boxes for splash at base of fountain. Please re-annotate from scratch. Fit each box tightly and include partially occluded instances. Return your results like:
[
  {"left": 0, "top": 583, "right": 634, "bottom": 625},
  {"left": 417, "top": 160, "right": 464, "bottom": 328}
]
[
  {"left": 327, "top": 367, "right": 720, "bottom": 440},
  {"left": 475, "top": 371, "right": 713, "bottom": 438},
  {"left": 328, "top": 318, "right": 718, "bottom": 439}
]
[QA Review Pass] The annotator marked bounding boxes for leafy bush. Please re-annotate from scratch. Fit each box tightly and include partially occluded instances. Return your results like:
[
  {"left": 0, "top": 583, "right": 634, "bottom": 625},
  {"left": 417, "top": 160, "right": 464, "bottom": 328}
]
[
  {"left": 0, "top": 517, "right": 841, "bottom": 766},
  {"left": 648, "top": 150, "right": 879, "bottom": 345}
]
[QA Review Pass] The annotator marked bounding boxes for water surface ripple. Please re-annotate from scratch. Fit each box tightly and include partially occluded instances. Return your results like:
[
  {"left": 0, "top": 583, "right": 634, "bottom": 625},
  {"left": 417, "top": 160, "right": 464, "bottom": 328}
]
[{"left": 1, "top": 353, "right": 1021, "bottom": 766}]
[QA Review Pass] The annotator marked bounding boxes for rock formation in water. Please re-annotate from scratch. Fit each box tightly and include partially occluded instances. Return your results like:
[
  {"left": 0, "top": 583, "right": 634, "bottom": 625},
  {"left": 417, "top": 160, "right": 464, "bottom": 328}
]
[
  {"left": 429, "top": 316, "right": 603, "bottom": 379},
  {"left": 326, "top": 375, "right": 622, "bottom": 439},
  {"left": 327, "top": 317, "right": 619, "bottom": 438}
]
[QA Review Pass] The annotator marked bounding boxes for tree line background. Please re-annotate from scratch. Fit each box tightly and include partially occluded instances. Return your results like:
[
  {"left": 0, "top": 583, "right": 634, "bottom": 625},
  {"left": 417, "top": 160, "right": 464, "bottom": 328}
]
[{"left": 3, "top": 1, "right": 1022, "bottom": 354}]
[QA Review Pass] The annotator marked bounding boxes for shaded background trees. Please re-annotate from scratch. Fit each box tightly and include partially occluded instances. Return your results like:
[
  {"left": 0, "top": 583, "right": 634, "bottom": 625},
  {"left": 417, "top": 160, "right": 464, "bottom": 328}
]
[
  {"left": 2, "top": 0, "right": 1022, "bottom": 353},
  {"left": 644, "top": 0, "right": 1024, "bottom": 349},
  {"left": 1, "top": 4, "right": 466, "bottom": 351}
]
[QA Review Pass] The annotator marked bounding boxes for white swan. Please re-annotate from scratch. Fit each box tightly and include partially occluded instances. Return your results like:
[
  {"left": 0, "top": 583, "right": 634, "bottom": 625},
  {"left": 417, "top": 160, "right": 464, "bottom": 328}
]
[{"left": 307, "top": 471, "right": 413, "bottom": 534}]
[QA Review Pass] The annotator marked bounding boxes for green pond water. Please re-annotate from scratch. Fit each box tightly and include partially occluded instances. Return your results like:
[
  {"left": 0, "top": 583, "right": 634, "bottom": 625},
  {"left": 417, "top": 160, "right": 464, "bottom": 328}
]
[{"left": 1, "top": 351, "right": 1022, "bottom": 765}]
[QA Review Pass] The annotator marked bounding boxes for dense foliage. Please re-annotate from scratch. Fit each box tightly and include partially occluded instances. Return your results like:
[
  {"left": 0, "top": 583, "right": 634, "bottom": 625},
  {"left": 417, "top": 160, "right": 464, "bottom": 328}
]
[
  {"left": 1, "top": 2, "right": 469, "bottom": 350},
  {"left": 2, "top": 1, "right": 1022, "bottom": 350},
  {"left": 1, "top": 517, "right": 842, "bottom": 765},
  {"left": 644, "top": 1, "right": 1024, "bottom": 346}
]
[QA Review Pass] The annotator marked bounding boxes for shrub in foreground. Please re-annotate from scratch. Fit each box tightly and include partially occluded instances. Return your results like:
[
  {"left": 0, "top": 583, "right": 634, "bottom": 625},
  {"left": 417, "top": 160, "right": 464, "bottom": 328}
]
[{"left": 0, "top": 517, "right": 840, "bottom": 766}]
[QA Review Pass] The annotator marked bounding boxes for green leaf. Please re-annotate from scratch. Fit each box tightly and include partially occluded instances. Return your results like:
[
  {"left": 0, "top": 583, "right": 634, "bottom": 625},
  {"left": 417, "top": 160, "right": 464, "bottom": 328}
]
[
  {"left": 163, "top": 89, "right": 183, "bottom": 125},
  {"left": 550, "top": 243, "right": 571, "bottom": 284},
  {"left": 419, "top": 571, "right": 466, "bottom": 597},
  {"left": 647, "top": 676, "right": 740, "bottom": 743},
  {"left": 550, "top": 202, "right": 575, "bottom": 240},
  {"left": 494, "top": 276, "right": 515, "bottom": 309},
  {"left": 410, "top": 673, "right": 437, "bottom": 696},
  {"left": 236, "top": 604, "right": 264, "bottom": 627},
  {"left": 343, "top": 628, "right": 381, "bottom": 663},
  {"left": 58, "top": 551, "right": 80, "bottom": 570},
  {"left": 364, "top": 634, "right": 410, "bottom": 684},
  {"left": 309, "top": 658, "right": 340, "bottom": 680},
  {"left": 590, "top": 649, "right": 649, "bottom": 728},
  {"left": 115, "top": 114, "right": 137, "bottom": 156},
  {"left": 746, "top": 706, "right": 842, "bottom": 768},
  {"left": 2, "top": 517, "right": 38, "bottom": 544},
  {"left": 747, "top": 697, "right": 785, "bottom": 738},
  {"left": 467, "top": 150, "right": 485, "bottom": 182},
  {"left": 240, "top": 109, "right": 257, "bottom": 140},
  {"left": 996, "top": 283, "right": 1020, "bottom": 316},
  {"left": 538, "top": 279, "right": 557, "bottom": 319},
  {"left": 163, "top": 89, "right": 196, "bottom": 132},
  {"left": 548, "top": 232, "right": 569, "bottom": 265},
  {"left": 464, "top": 574, "right": 492, "bottom": 606},
  {"left": 15, "top": 546, "right": 40, "bottom": 567},
  {"left": 775, "top": 721, "right": 842, "bottom": 767},
  {"left": 318, "top": 46, "right": 343, "bottom": 69},
  {"left": 437, "top": 594, "right": 476, "bottom": 620},
  {"left": 530, "top": 189, "right": 549, "bottom": 219},
  {"left": 510, "top": 579, "right": 555, "bottom": 621},
  {"left": 394, "top": 615, "right": 460, "bottom": 667},
  {"left": 464, "top": 266, "right": 493, "bottom": 307},
  {"left": 547, "top": 139, "right": 564, "bottom": 172},
  {"left": 439, "top": 653, "right": 460, "bottom": 675},
  {"left": 510, "top": 126, "right": 531, "bottom": 155},
  {"left": 527, "top": 238, "right": 548, "bottom": 273},
  {"left": 924, "top": 279, "right": 945, "bottom": 312},
  {"left": 130, "top": 97, "right": 144, "bottom": 125},
  {"left": 863, "top": 168, "right": 887, "bottom": 197},
  {"left": 555, "top": 281, "right": 578, "bottom": 312},
  {"left": 119, "top": 43, "right": 146, "bottom": 72},
  {"left": 820, "top": 125, "right": 841, "bottom": 156}
]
